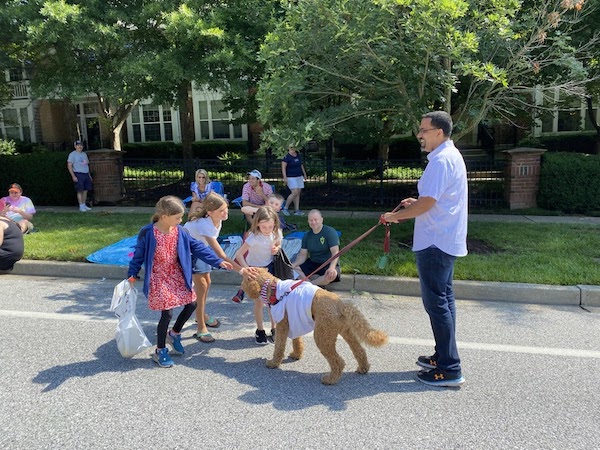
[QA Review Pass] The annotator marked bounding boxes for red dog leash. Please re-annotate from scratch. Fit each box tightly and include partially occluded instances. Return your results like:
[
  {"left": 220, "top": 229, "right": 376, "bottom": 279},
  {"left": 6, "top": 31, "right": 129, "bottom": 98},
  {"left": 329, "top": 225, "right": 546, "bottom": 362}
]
[{"left": 287, "top": 203, "right": 404, "bottom": 293}]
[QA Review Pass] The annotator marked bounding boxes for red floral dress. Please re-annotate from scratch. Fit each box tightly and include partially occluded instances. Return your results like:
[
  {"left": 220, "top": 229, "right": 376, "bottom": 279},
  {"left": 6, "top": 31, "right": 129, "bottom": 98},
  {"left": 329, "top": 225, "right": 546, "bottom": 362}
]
[{"left": 147, "top": 225, "right": 196, "bottom": 311}]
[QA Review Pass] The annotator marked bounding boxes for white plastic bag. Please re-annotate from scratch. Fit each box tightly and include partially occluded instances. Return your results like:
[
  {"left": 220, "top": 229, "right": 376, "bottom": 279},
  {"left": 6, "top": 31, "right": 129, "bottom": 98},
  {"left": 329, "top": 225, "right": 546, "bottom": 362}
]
[
  {"left": 110, "top": 279, "right": 133, "bottom": 319},
  {"left": 110, "top": 279, "right": 152, "bottom": 358}
]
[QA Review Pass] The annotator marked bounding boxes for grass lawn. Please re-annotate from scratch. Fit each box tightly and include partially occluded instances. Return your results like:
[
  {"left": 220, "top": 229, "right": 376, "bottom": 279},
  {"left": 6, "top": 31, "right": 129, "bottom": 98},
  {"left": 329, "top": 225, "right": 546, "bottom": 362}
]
[{"left": 22, "top": 211, "right": 600, "bottom": 286}]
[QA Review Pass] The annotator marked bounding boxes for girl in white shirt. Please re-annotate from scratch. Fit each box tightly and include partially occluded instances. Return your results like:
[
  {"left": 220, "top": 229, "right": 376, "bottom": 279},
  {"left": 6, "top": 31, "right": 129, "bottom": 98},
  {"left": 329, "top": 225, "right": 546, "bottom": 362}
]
[
  {"left": 184, "top": 193, "right": 250, "bottom": 342},
  {"left": 234, "top": 206, "right": 283, "bottom": 345}
]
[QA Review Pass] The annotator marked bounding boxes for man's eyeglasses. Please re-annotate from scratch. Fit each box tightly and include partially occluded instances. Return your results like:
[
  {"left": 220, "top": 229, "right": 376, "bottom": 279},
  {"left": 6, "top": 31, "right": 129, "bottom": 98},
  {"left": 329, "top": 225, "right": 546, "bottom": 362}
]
[{"left": 418, "top": 128, "right": 439, "bottom": 134}]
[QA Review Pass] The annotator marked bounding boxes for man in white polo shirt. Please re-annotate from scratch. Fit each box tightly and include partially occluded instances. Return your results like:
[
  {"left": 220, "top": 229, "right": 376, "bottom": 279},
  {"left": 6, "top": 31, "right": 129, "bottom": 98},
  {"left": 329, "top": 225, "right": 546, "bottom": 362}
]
[{"left": 384, "top": 110, "right": 467, "bottom": 387}]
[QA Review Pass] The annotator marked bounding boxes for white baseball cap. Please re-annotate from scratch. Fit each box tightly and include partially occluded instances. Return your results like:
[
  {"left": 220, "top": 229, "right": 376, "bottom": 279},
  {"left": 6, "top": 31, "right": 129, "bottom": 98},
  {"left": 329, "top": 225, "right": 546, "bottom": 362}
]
[{"left": 247, "top": 169, "right": 262, "bottom": 179}]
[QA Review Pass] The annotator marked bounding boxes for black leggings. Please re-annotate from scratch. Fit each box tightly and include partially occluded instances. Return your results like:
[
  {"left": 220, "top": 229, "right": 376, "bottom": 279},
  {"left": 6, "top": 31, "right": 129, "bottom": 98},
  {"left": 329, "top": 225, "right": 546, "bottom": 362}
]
[{"left": 156, "top": 302, "right": 197, "bottom": 348}]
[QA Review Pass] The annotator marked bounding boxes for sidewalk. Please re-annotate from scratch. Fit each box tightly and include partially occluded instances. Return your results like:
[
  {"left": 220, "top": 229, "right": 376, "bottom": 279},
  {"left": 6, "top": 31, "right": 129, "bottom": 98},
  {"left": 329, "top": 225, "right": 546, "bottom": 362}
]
[
  {"left": 35, "top": 205, "right": 600, "bottom": 225},
  {"left": 14, "top": 206, "right": 600, "bottom": 308}
]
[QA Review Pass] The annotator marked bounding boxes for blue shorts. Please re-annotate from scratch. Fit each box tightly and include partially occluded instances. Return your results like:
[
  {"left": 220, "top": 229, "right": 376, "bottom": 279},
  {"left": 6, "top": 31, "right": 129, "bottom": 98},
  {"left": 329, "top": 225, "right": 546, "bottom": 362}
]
[
  {"left": 192, "top": 258, "right": 213, "bottom": 274},
  {"left": 74, "top": 172, "right": 93, "bottom": 192}
]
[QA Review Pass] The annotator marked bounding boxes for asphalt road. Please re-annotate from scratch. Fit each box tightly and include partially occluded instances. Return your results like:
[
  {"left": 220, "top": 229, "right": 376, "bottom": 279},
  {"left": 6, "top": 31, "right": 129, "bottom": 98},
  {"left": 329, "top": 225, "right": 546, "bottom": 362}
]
[{"left": 1, "top": 274, "right": 599, "bottom": 449}]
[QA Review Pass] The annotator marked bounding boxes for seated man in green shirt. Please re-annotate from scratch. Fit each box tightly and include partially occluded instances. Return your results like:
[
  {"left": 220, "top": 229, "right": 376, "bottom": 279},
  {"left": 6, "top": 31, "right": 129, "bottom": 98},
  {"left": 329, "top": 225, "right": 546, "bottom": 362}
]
[{"left": 291, "top": 209, "right": 341, "bottom": 286}]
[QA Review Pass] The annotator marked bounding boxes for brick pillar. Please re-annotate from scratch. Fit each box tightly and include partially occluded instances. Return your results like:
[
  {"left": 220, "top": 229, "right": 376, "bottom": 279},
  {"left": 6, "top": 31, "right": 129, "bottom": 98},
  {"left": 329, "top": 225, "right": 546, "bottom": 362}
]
[
  {"left": 87, "top": 149, "right": 125, "bottom": 205},
  {"left": 502, "top": 147, "right": 547, "bottom": 210}
]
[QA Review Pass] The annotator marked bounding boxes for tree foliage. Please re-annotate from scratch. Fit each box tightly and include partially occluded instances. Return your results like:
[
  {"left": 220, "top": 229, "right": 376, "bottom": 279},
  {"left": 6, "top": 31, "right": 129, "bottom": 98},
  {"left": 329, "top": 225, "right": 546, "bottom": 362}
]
[
  {"left": 6, "top": 0, "right": 279, "bottom": 152},
  {"left": 14, "top": 0, "right": 166, "bottom": 148},
  {"left": 257, "top": 0, "right": 596, "bottom": 158}
]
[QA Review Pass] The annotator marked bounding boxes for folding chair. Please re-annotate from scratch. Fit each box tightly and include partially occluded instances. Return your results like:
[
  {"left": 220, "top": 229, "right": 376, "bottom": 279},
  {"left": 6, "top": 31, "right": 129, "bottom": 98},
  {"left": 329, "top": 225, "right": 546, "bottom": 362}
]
[{"left": 183, "top": 181, "right": 225, "bottom": 205}]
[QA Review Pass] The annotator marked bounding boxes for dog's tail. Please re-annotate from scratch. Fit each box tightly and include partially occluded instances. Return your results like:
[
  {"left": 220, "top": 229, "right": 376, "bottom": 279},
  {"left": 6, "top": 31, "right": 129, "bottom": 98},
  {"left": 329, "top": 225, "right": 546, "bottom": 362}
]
[{"left": 342, "top": 304, "right": 388, "bottom": 347}]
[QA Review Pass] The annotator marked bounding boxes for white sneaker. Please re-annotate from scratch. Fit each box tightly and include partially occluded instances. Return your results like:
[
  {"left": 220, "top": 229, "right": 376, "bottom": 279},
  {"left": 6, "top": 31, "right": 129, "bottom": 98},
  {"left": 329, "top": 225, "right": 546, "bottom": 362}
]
[
  {"left": 294, "top": 210, "right": 305, "bottom": 216},
  {"left": 281, "top": 209, "right": 290, "bottom": 216},
  {"left": 79, "top": 205, "right": 87, "bottom": 212},
  {"left": 83, "top": 204, "right": 92, "bottom": 211}
]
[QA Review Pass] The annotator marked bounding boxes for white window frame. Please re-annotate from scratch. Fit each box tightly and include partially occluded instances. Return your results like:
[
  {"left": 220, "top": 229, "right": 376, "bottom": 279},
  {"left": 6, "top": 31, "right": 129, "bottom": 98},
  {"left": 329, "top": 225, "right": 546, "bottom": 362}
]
[
  {"left": 533, "top": 87, "right": 598, "bottom": 136},
  {"left": 192, "top": 86, "right": 247, "bottom": 141},
  {"left": 126, "top": 102, "right": 180, "bottom": 143},
  {"left": 0, "top": 102, "right": 34, "bottom": 143}
]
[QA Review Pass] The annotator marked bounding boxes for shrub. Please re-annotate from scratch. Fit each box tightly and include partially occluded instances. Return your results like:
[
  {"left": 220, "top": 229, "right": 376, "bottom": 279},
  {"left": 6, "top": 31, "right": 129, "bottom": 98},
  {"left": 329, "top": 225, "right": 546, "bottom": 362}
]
[
  {"left": 121, "top": 142, "right": 181, "bottom": 159},
  {"left": 519, "top": 132, "right": 596, "bottom": 154},
  {"left": 191, "top": 140, "right": 249, "bottom": 159},
  {"left": 121, "top": 140, "right": 250, "bottom": 159},
  {"left": 0, "top": 152, "right": 74, "bottom": 205},
  {"left": 334, "top": 135, "right": 422, "bottom": 160},
  {"left": 0, "top": 139, "right": 17, "bottom": 156},
  {"left": 538, "top": 152, "right": 600, "bottom": 214},
  {"left": 217, "top": 151, "right": 243, "bottom": 167}
]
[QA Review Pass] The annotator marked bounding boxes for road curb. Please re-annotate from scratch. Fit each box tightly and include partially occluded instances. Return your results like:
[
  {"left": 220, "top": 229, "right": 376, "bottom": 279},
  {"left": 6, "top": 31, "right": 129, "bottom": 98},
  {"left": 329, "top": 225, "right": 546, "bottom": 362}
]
[
  {"left": 579, "top": 285, "right": 600, "bottom": 308},
  {"left": 5, "top": 259, "right": 599, "bottom": 307}
]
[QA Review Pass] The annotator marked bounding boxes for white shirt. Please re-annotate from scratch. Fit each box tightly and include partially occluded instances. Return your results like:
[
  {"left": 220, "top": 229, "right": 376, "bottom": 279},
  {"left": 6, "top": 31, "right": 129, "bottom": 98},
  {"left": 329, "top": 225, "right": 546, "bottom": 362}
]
[
  {"left": 270, "top": 279, "right": 319, "bottom": 339},
  {"left": 245, "top": 229, "right": 283, "bottom": 267},
  {"left": 413, "top": 140, "right": 468, "bottom": 257},
  {"left": 184, "top": 217, "right": 221, "bottom": 245}
]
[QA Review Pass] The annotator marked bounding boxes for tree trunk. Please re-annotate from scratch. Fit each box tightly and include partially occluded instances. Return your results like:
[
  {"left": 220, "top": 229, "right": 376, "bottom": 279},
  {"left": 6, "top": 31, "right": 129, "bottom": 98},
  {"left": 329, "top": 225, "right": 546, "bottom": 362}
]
[
  {"left": 178, "top": 81, "right": 195, "bottom": 178},
  {"left": 177, "top": 80, "right": 194, "bottom": 159},
  {"left": 585, "top": 96, "right": 600, "bottom": 155},
  {"left": 109, "top": 101, "right": 138, "bottom": 151},
  {"left": 112, "top": 122, "right": 123, "bottom": 151},
  {"left": 377, "top": 141, "right": 389, "bottom": 163}
]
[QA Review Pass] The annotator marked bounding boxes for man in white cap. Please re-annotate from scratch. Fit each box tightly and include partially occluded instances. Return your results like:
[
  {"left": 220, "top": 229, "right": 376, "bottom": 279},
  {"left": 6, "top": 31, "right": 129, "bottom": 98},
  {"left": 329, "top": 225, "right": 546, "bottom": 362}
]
[
  {"left": 241, "top": 169, "right": 273, "bottom": 225},
  {"left": 67, "top": 140, "right": 93, "bottom": 211}
]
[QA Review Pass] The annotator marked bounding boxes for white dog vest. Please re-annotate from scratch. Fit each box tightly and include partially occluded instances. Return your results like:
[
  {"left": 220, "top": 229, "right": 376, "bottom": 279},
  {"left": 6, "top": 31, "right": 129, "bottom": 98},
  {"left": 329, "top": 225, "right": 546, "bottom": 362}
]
[{"left": 270, "top": 279, "right": 319, "bottom": 339}]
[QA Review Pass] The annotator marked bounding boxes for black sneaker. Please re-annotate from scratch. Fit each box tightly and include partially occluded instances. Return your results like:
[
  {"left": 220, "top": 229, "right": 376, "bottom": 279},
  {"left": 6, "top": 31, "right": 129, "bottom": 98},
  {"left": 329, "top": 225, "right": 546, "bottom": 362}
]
[
  {"left": 416, "top": 355, "right": 438, "bottom": 370},
  {"left": 417, "top": 368, "right": 464, "bottom": 387},
  {"left": 267, "top": 329, "right": 275, "bottom": 344},
  {"left": 255, "top": 329, "right": 268, "bottom": 345}
]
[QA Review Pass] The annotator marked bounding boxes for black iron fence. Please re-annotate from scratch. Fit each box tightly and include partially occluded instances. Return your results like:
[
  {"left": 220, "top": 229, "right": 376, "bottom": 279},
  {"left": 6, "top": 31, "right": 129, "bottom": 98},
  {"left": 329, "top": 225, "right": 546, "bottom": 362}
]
[{"left": 122, "top": 157, "right": 506, "bottom": 209}]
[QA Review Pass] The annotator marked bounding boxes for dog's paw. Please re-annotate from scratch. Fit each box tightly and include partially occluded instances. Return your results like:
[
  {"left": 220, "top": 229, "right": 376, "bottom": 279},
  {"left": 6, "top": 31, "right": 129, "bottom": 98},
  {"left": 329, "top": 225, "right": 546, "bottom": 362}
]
[
  {"left": 265, "top": 359, "right": 280, "bottom": 369},
  {"left": 288, "top": 352, "right": 303, "bottom": 360},
  {"left": 321, "top": 374, "right": 340, "bottom": 385},
  {"left": 356, "top": 363, "right": 370, "bottom": 374}
]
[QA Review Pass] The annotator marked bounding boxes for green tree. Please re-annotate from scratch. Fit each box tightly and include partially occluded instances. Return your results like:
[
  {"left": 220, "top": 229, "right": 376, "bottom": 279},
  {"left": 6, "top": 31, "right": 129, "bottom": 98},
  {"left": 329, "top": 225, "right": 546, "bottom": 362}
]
[
  {"left": 257, "top": 0, "right": 595, "bottom": 159},
  {"left": 0, "top": 1, "right": 27, "bottom": 108},
  {"left": 577, "top": 1, "right": 600, "bottom": 154},
  {"left": 135, "top": 2, "right": 225, "bottom": 162},
  {"left": 130, "top": 0, "right": 279, "bottom": 166},
  {"left": 11, "top": 0, "right": 162, "bottom": 150}
]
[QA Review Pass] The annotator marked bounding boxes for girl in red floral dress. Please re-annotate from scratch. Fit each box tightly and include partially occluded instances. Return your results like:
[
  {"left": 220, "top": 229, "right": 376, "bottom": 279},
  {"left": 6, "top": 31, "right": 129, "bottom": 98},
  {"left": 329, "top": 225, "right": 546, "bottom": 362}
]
[{"left": 128, "top": 196, "right": 233, "bottom": 368}]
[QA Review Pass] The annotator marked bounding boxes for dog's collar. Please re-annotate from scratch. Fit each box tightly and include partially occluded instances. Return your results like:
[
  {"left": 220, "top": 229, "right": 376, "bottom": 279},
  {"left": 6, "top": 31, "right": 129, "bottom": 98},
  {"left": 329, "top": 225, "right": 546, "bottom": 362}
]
[{"left": 259, "top": 279, "right": 279, "bottom": 306}]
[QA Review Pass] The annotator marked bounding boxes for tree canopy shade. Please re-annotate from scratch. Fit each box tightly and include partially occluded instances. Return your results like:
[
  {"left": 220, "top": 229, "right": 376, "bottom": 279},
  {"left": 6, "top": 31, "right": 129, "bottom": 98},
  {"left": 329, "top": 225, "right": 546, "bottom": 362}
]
[
  {"left": 7, "top": 0, "right": 279, "bottom": 153},
  {"left": 0, "top": 2, "right": 22, "bottom": 108},
  {"left": 256, "top": 0, "right": 597, "bottom": 159},
  {"left": 9, "top": 0, "right": 167, "bottom": 150},
  {"left": 574, "top": 1, "right": 600, "bottom": 153},
  {"left": 142, "top": 0, "right": 280, "bottom": 160}
]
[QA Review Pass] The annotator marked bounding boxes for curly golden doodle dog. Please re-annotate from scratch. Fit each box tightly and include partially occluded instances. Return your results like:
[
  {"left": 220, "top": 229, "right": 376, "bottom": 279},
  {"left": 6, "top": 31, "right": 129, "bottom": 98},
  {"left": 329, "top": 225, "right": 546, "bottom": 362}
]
[{"left": 241, "top": 268, "right": 388, "bottom": 385}]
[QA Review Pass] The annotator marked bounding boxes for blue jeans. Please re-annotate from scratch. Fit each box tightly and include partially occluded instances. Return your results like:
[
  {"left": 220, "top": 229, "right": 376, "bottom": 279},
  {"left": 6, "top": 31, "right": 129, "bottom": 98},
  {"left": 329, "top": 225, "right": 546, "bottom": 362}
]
[{"left": 415, "top": 246, "right": 461, "bottom": 373}]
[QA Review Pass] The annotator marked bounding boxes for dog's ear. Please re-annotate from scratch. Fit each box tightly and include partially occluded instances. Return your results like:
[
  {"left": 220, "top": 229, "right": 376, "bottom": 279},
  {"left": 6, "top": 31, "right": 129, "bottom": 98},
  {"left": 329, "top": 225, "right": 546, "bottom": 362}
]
[{"left": 242, "top": 276, "right": 261, "bottom": 300}]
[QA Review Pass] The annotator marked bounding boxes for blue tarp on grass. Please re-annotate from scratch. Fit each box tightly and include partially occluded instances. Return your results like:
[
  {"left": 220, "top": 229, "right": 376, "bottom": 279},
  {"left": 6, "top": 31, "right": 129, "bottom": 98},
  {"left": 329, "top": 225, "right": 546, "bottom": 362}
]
[{"left": 86, "top": 233, "right": 305, "bottom": 267}]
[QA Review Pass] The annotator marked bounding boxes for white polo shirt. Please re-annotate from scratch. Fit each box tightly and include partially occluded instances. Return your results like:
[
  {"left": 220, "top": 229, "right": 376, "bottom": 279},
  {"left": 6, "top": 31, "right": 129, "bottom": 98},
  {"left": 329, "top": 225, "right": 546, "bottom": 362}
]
[{"left": 413, "top": 140, "right": 468, "bottom": 257}]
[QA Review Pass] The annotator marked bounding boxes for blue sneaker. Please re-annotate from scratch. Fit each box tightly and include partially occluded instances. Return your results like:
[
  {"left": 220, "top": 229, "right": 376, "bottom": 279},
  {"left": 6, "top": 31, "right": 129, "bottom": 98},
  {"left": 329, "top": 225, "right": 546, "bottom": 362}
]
[
  {"left": 153, "top": 348, "right": 174, "bottom": 368},
  {"left": 417, "top": 368, "right": 464, "bottom": 387},
  {"left": 166, "top": 330, "right": 185, "bottom": 355}
]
